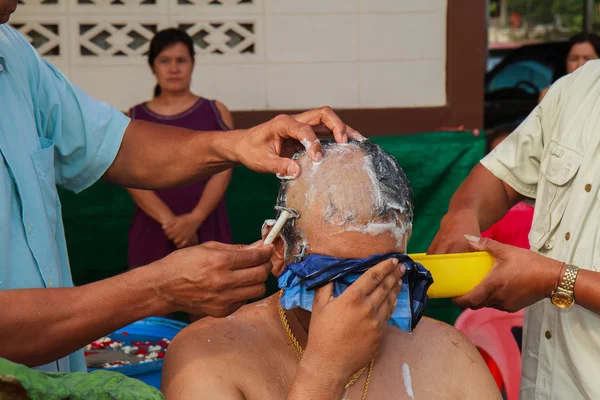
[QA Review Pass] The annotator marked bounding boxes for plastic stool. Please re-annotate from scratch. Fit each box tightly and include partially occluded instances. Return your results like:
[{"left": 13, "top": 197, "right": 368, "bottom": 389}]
[{"left": 454, "top": 308, "right": 524, "bottom": 400}]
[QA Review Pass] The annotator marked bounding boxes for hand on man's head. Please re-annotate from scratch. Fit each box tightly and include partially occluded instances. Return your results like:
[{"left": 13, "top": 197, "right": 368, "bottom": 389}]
[
  {"left": 152, "top": 240, "right": 274, "bottom": 318},
  {"left": 230, "top": 107, "right": 364, "bottom": 180}
]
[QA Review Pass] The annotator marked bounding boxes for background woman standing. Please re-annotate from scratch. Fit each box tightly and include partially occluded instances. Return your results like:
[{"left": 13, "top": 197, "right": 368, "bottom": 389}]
[{"left": 127, "top": 28, "right": 233, "bottom": 279}]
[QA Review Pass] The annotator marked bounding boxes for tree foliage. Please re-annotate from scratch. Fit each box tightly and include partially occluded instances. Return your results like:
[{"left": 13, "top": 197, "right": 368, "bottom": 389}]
[{"left": 500, "top": 0, "right": 600, "bottom": 38}]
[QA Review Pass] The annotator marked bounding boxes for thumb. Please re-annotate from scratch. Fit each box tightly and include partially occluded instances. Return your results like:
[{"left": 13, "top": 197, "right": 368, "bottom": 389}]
[
  {"left": 274, "top": 158, "right": 302, "bottom": 180},
  {"left": 464, "top": 235, "right": 504, "bottom": 257},
  {"left": 229, "top": 244, "right": 274, "bottom": 270},
  {"left": 313, "top": 282, "right": 334, "bottom": 309}
]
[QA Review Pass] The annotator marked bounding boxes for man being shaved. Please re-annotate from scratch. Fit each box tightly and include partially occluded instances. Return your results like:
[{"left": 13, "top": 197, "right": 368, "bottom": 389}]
[{"left": 162, "top": 141, "right": 501, "bottom": 399}]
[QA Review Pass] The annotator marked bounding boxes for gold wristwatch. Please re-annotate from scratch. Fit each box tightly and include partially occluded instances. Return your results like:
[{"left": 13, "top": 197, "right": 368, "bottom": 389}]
[{"left": 550, "top": 264, "right": 580, "bottom": 308}]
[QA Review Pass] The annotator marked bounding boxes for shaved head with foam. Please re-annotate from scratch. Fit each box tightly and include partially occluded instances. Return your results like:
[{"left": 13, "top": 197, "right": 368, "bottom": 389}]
[{"left": 276, "top": 141, "right": 413, "bottom": 262}]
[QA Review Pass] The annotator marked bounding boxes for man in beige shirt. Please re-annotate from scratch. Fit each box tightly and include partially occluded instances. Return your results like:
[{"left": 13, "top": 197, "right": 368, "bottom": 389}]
[{"left": 429, "top": 60, "right": 600, "bottom": 399}]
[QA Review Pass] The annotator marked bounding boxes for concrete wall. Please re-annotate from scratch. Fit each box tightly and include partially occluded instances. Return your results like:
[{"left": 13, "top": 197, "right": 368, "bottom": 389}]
[{"left": 11, "top": 0, "right": 447, "bottom": 112}]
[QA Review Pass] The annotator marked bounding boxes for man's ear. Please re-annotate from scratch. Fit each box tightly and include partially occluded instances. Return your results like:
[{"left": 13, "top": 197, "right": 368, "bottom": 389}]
[{"left": 261, "top": 220, "right": 286, "bottom": 277}]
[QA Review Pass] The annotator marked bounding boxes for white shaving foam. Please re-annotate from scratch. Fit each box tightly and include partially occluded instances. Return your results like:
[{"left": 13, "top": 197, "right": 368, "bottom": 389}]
[
  {"left": 276, "top": 173, "right": 296, "bottom": 180},
  {"left": 255, "top": 298, "right": 270, "bottom": 307},
  {"left": 261, "top": 219, "right": 277, "bottom": 236},
  {"left": 345, "top": 221, "right": 410, "bottom": 249},
  {"left": 341, "top": 387, "right": 350, "bottom": 400},
  {"left": 402, "top": 363, "right": 415, "bottom": 400}
]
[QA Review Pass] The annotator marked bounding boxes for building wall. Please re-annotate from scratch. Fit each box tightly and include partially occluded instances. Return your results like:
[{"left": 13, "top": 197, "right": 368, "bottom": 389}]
[{"left": 11, "top": 0, "right": 484, "bottom": 134}]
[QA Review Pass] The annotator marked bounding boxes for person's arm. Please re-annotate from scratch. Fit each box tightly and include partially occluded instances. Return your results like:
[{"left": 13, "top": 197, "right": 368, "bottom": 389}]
[
  {"left": 126, "top": 188, "right": 175, "bottom": 226},
  {"left": 0, "top": 242, "right": 274, "bottom": 367},
  {"left": 163, "top": 170, "right": 232, "bottom": 248},
  {"left": 452, "top": 236, "right": 600, "bottom": 316},
  {"left": 102, "top": 107, "right": 364, "bottom": 190},
  {"left": 427, "top": 164, "right": 525, "bottom": 254}
]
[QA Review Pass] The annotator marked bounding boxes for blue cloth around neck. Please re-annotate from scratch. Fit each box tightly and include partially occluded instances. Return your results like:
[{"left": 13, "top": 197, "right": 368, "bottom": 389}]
[{"left": 277, "top": 253, "right": 433, "bottom": 332}]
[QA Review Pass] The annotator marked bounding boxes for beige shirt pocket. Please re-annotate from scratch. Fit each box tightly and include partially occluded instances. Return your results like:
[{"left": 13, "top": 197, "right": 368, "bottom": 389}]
[{"left": 529, "top": 142, "right": 582, "bottom": 252}]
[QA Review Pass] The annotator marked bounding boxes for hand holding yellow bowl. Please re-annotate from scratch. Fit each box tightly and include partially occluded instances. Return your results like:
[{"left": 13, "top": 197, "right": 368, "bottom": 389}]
[{"left": 410, "top": 252, "right": 495, "bottom": 298}]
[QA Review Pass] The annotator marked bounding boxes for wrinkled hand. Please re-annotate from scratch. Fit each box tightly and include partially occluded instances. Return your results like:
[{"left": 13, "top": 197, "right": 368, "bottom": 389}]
[
  {"left": 302, "top": 258, "right": 405, "bottom": 382},
  {"left": 231, "top": 107, "right": 364, "bottom": 179},
  {"left": 163, "top": 214, "right": 201, "bottom": 248},
  {"left": 153, "top": 241, "right": 273, "bottom": 318},
  {"left": 454, "top": 235, "right": 562, "bottom": 312},
  {"left": 427, "top": 210, "right": 481, "bottom": 254}
]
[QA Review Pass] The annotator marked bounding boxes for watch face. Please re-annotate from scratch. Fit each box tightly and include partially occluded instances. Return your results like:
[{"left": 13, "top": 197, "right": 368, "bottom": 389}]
[{"left": 551, "top": 292, "right": 574, "bottom": 308}]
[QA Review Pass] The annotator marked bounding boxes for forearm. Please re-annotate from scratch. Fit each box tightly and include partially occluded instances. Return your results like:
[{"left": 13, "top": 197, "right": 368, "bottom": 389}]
[
  {"left": 287, "top": 353, "right": 347, "bottom": 400},
  {"left": 103, "top": 120, "right": 243, "bottom": 189},
  {"left": 127, "top": 188, "right": 175, "bottom": 225},
  {"left": 446, "top": 163, "right": 525, "bottom": 231},
  {"left": 190, "top": 170, "right": 232, "bottom": 225},
  {"left": 574, "top": 269, "right": 600, "bottom": 315},
  {"left": 0, "top": 266, "right": 171, "bottom": 367}
]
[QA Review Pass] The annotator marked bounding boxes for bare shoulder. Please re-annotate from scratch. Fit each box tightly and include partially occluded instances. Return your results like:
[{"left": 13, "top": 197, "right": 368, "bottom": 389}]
[
  {"left": 162, "top": 297, "right": 280, "bottom": 399},
  {"left": 167, "top": 296, "right": 279, "bottom": 358},
  {"left": 214, "top": 100, "right": 234, "bottom": 129},
  {"left": 382, "top": 317, "right": 501, "bottom": 399}
]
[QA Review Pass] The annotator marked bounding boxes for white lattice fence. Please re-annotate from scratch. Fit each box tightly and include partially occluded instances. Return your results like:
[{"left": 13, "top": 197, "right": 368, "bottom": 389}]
[{"left": 11, "top": 0, "right": 262, "bottom": 65}]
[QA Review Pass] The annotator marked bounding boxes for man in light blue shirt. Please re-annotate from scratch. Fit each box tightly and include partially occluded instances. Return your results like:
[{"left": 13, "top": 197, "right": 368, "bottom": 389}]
[{"left": 0, "top": 0, "right": 362, "bottom": 373}]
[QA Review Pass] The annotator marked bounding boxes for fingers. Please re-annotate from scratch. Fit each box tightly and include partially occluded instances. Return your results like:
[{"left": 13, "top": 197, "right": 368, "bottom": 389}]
[
  {"left": 345, "top": 126, "right": 366, "bottom": 142},
  {"left": 228, "top": 245, "right": 274, "bottom": 270},
  {"left": 291, "top": 107, "right": 365, "bottom": 144},
  {"left": 273, "top": 115, "right": 322, "bottom": 163},
  {"left": 313, "top": 282, "right": 335, "bottom": 308},
  {"left": 369, "top": 262, "right": 405, "bottom": 310},
  {"left": 274, "top": 158, "right": 302, "bottom": 179},
  {"left": 453, "top": 279, "right": 494, "bottom": 309},
  {"left": 203, "top": 240, "right": 265, "bottom": 251},
  {"left": 465, "top": 235, "right": 505, "bottom": 258},
  {"left": 376, "top": 291, "right": 398, "bottom": 322},
  {"left": 348, "top": 258, "right": 400, "bottom": 297},
  {"left": 226, "top": 283, "right": 268, "bottom": 304},
  {"left": 292, "top": 107, "right": 346, "bottom": 143},
  {"left": 230, "top": 263, "right": 272, "bottom": 288}
]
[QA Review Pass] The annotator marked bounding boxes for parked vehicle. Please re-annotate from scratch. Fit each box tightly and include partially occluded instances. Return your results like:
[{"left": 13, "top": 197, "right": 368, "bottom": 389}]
[{"left": 485, "top": 41, "right": 569, "bottom": 131}]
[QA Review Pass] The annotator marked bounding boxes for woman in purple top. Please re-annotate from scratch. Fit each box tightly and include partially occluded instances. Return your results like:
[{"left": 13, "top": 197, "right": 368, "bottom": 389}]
[{"left": 127, "top": 28, "right": 233, "bottom": 271}]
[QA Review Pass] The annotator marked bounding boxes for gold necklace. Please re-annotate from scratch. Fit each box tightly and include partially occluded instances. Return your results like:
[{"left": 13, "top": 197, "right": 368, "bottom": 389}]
[{"left": 278, "top": 289, "right": 375, "bottom": 400}]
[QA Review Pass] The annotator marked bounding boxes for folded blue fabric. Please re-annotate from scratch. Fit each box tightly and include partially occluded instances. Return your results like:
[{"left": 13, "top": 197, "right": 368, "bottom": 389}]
[{"left": 277, "top": 253, "right": 433, "bottom": 332}]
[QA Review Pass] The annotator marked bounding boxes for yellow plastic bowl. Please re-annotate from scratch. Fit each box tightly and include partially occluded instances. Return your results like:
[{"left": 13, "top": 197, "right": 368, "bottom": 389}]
[{"left": 409, "top": 252, "right": 495, "bottom": 298}]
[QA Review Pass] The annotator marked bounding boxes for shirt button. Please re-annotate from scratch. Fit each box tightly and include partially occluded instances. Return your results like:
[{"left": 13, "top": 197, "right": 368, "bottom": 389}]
[
  {"left": 48, "top": 280, "right": 54, "bottom": 288},
  {"left": 585, "top": 183, "right": 593, "bottom": 192},
  {"left": 565, "top": 232, "right": 571, "bottom": 241},
  {"left": 27, "top": 226, "right": 32, "bottom": 234},
  {"left": 543, "top": 242, "right": 553, "bottom": 250},
  {"left": 545, "top": 330, "right": 552, "bottom": 339}
]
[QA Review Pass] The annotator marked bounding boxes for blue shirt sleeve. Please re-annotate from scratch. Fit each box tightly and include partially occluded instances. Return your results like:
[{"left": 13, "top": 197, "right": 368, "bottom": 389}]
[{"left": 23, "top": 36, "right": 130, "bottom": 193}]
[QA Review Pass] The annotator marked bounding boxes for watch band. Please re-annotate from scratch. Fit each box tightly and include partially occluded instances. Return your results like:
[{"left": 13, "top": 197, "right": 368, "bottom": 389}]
[{"left": 559, "top": 264, "right": 579, "bottom": 297}]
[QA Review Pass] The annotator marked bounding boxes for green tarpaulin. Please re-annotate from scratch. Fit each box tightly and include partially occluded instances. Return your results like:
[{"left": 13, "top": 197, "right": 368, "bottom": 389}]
[{"left": 58, "top": 130, "right": 485, "bottom": 325}]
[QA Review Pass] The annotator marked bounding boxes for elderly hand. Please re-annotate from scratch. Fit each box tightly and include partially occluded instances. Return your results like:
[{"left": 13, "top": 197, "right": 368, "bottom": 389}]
[
  {"left": 153, "top": 240, "right": 273, "bottom": 318},
  {"left": 427, "top": 210, "right": 481, "bottom": 255},
  {"left": 300, "top": 258, "right": 404, "bottom": 383},
  {"left": 454, "top": 235, "right": 563, "bottom": 312},
  {"left": 230, "top": 107, "right": 364, "bottom": 179}
]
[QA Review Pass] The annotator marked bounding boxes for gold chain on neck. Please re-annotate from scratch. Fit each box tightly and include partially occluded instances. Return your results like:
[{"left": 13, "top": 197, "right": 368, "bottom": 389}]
[{"left": 278, "top": 289, "right": 374, "bottom": 400}]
